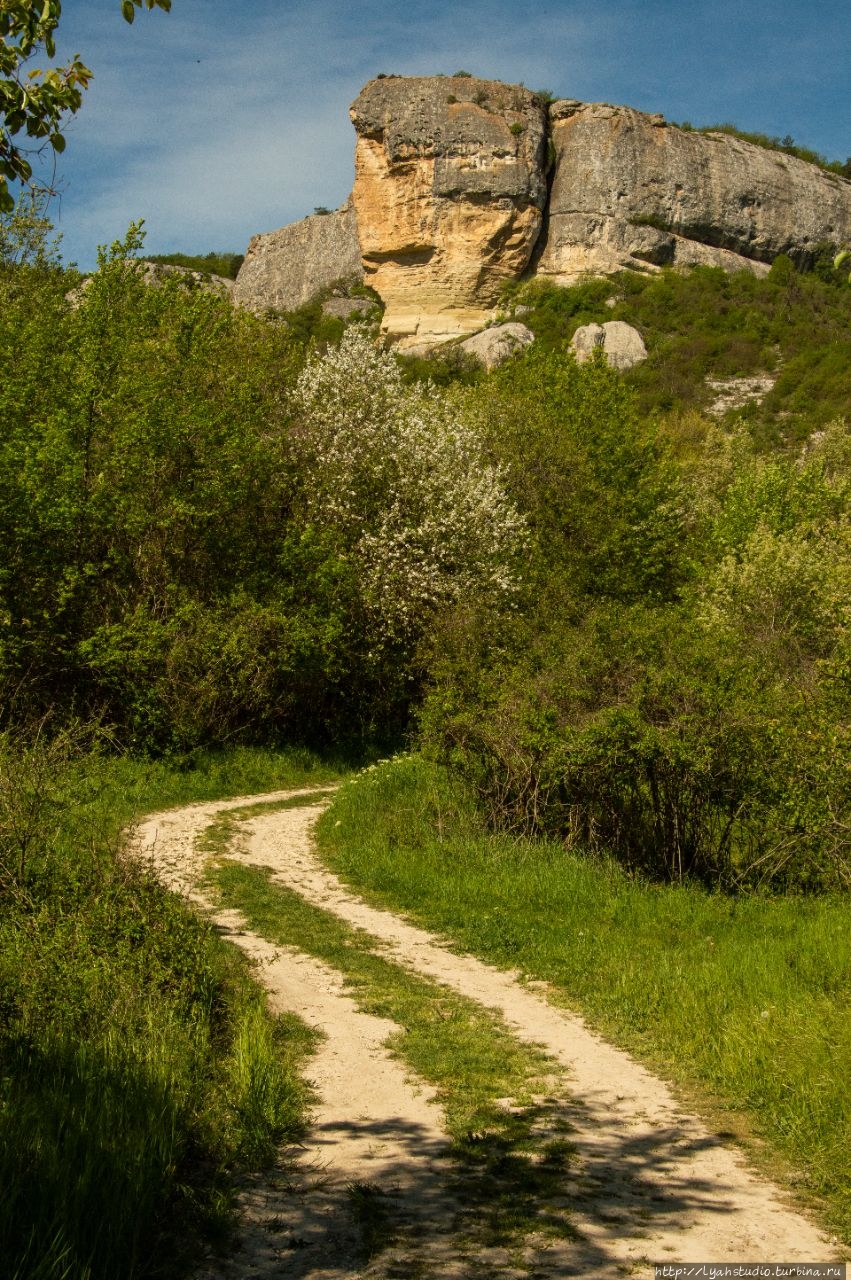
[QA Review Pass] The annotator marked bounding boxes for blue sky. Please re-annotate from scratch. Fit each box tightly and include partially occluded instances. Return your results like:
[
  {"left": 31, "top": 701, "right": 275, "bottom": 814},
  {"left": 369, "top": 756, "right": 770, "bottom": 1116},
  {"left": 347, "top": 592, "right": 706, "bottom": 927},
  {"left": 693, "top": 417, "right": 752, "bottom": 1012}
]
[{"left": 34, "top": 0, "right": 851, "bottom": 269}]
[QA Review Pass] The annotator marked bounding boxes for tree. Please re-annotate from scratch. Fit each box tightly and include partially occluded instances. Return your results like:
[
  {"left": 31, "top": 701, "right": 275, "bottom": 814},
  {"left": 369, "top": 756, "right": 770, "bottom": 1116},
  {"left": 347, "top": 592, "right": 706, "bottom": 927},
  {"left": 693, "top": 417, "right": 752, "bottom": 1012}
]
[
  {"left": 294, "top": 329, "right": 527, "bottom": 644},
  {"left": 0, "top": 0, "right": 171, "bottom": 211}
]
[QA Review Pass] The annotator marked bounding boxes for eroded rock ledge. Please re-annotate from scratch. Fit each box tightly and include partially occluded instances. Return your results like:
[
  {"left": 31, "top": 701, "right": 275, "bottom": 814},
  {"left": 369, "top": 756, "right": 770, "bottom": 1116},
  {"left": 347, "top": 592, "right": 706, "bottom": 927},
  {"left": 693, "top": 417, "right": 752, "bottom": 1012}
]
[
  {"left": 232, "top": 204, "right": 363, "bottom": 314},
  {"left": 350, "top": 75, "right": 548, "bottom": 349},
  {"left": 538, "top": 99, "right": 851, "bottom": 282},
  {"left": 234, "top": 78, "right": 851, "bottom": 349}
]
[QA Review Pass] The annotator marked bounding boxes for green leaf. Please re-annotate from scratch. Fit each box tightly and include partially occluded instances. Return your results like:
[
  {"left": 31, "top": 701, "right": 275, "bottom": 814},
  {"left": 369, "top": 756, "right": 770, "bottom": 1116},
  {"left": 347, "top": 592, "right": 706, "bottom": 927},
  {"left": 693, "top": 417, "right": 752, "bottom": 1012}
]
[
  {"left": 121, "top": 0, "right": 136, "bottom": 22},
  {"left": 51, "top": 131, "right": 65, "bottom": 153},
  {"left": 833, "top": 249, "right": 850, "bottom": 271}
]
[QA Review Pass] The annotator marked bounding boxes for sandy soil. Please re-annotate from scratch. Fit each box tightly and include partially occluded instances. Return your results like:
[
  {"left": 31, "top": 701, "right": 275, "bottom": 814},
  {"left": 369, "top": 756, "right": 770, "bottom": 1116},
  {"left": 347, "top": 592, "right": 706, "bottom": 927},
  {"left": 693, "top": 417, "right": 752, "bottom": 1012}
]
[{"left": 135, "top": 789, "right": 843, "bottom": 1279}]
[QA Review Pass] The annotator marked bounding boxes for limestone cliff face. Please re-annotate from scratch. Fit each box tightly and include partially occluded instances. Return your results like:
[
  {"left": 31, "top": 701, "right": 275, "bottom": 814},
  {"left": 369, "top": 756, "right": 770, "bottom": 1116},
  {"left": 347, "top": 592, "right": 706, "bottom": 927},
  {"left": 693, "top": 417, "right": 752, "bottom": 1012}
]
[
  {"left": 232, "top": 204, "right": 363, "bottom": 314},
  {"left": 349, "top": 76, "right": 548, "bottom": 348},
  {"left": 234, "top": 80, "right": 851, "bottom": 347},
  {"left": 537, "top": 100, "right": 851, "bottom": 282}
]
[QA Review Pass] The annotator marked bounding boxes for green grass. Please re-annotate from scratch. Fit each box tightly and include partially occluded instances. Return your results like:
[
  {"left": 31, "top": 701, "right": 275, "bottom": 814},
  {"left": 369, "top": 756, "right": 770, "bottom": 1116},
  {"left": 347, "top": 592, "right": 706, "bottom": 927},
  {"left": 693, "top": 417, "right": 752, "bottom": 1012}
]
[
  {"left": 0, "top": 743, "right": 341, "bottom": 1280},
  {"left": 91, "top": 743, "right": 345, "bottom": 820},
  {"left": 315, "top": 755, "right": 851, "bottom": 1241},
  {"left": 501, "top": 264, "right": 851, "bottom": 447},
  {"left": 207, "top": 831, "right": 578, "bottom": 1255}
]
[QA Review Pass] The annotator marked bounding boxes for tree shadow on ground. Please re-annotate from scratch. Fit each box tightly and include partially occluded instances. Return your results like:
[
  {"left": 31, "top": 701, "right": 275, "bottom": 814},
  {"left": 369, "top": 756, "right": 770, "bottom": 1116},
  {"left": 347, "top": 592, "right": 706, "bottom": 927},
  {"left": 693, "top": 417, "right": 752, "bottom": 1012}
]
[{"left": 210, "top": 1096, "right": 743, "bottom": 1278}]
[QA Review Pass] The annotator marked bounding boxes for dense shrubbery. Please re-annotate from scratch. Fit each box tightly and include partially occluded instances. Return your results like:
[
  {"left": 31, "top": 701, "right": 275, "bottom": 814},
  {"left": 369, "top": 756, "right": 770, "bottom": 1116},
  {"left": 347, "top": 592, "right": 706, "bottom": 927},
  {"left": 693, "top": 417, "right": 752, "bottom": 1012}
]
[
  {"left": 0, "top": 226, "right": 522, "bottom": 752},
  {"left": 422, "top": 402, "right": 851, "bottom": 890},
  {"left": 4, "top": 213, "right": 850, "bottom": 890}
]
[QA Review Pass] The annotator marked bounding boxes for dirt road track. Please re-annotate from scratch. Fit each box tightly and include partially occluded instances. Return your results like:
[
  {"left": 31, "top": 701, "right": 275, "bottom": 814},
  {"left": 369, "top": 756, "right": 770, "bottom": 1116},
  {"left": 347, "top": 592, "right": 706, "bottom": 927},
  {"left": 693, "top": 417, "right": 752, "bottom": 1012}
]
[{"left": 135, "top": 789, "right": 841, "bottom": 1279}]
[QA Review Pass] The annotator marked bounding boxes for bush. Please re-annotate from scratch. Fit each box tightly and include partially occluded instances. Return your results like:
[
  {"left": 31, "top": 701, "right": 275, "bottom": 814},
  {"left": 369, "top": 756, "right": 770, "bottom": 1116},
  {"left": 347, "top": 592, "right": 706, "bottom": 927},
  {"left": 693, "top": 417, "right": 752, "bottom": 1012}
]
[
  {"left": 0, "top": 230, "right": 520, "bottom": 749},
  {"left": 421, "top": 420, "right": 851, "bottom": 890},
  {"left": 145, "top": 250, "right": 245, "bottom": 279},
  {"left": 0, "top": 733, "right": 314, "bottom": 1279},
  {"left": 457, "top": 345, "right": 686, "bottom": 602},
  {"left": 293, "top": 330, "right": 527, "bottom": 645}
]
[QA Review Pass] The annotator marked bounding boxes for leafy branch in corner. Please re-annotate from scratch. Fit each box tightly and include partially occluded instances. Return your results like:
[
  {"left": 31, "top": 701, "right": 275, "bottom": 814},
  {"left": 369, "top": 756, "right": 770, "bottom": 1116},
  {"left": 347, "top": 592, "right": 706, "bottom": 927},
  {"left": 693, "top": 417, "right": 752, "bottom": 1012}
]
[{"left": 0, "top": 0, "right": 171, "bottom": 211}]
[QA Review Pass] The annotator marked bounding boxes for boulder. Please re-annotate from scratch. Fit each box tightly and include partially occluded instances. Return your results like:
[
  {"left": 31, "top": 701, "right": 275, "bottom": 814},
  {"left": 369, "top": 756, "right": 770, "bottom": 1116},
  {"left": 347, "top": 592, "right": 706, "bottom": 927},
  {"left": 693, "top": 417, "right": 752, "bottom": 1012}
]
[
  {"left": 570, "top": 321, "right": 647, "bottom": 370},
  {"left": 459, "top": 322, "right": 535, "bottom": 369}
]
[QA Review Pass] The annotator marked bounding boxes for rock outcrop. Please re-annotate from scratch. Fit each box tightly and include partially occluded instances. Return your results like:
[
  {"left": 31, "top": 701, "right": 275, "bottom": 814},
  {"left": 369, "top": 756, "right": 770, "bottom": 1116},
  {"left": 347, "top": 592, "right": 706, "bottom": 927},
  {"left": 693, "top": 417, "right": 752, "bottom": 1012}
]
[
  {"left": 321, "top": 296, "right": 376, "bottom": 320},
  {"left": 66, "top": 260, "right": 234, "bottom": 308},
  {"left": 349, "top": 76, "right": 548, "bottom": 349},
  {"left": 235, "top": 78, "right": 851, "bottom": 349},
  {"left": 233, "top": 204, "right": 363, "bottom": 314},
  {"left": 570, "top": 320, "right": 647, "bottom": 370},
  {"left": 537, "top": 101, "right": 851, "bottom": 283}
]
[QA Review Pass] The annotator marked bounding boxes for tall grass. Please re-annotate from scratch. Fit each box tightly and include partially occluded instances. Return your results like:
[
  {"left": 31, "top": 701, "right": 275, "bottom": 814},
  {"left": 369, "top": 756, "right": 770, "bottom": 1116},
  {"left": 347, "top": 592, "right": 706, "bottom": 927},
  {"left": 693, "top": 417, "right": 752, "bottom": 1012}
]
[
  {"left": 317, "top": 755, "right": 851, "bottom": 1240},
  {"left": 0, "top": 736, "right": 334, "bottom": 1280}
]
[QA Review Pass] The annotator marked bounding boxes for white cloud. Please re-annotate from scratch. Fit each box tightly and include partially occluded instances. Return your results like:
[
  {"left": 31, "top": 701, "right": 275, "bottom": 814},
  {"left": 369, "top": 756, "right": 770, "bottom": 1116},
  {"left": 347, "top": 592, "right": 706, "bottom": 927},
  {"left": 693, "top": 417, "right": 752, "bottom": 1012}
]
[{"left": 41, "top": 0, "right": 851, "bottom": 267}]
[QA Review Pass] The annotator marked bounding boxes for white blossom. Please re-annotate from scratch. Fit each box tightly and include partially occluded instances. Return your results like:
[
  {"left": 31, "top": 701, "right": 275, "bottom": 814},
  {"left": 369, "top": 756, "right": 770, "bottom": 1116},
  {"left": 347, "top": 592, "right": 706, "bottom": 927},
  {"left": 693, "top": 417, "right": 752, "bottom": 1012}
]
[{"left": 294, "top": 330, "right": 526, "bottom": 640}]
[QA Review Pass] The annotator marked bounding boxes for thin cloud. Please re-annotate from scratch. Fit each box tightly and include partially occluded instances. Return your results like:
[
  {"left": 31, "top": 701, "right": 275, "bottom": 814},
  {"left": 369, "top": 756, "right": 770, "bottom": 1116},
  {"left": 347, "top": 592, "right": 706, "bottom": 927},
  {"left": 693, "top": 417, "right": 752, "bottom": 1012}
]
[{"left": 43, "top": 0, "right": 851, "bottom": 268}]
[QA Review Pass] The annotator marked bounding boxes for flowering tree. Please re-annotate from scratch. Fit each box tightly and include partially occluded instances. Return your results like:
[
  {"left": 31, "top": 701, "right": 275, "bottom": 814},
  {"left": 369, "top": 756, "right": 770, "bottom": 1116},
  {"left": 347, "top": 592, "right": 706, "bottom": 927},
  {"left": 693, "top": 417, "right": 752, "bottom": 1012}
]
[{"left": 294, "top": 330, "right": 527, "bottom": 642}]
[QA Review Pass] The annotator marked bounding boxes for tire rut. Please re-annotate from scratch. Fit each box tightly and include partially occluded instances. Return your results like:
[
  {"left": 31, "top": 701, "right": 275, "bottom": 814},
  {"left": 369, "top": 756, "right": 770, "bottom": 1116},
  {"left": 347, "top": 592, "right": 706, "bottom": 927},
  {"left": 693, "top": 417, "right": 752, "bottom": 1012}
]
[{"left": 135, "top": 789, "right": 842, "bottom": 1279}]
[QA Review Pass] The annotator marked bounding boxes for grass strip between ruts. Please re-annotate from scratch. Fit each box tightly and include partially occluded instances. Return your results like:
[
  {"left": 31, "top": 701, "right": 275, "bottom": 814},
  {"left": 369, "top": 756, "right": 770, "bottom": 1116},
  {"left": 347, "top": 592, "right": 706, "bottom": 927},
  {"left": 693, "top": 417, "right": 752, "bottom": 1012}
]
[
  {"left": 206, "top": 819, "right": 579, "bottom": 1257},
  {"left": 315, "top": 755, "right": 851, "bottom": 1245}
]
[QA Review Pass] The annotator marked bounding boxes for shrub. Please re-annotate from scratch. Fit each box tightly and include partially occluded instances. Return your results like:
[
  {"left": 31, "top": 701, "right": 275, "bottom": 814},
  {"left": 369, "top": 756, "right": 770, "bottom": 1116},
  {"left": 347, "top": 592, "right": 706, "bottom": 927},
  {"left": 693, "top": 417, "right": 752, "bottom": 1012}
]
[
  {"left": 458, "top": 345, "right": 686, "bottom": 602},
  {"left": 420, "top": 419, "right": 851, "bottom": 890},
  {"left": 144, "top": 250, "right": 244, "bottom": 279},
  {"left": 293, "top": 330, "right": 527, "bottom": 645}
]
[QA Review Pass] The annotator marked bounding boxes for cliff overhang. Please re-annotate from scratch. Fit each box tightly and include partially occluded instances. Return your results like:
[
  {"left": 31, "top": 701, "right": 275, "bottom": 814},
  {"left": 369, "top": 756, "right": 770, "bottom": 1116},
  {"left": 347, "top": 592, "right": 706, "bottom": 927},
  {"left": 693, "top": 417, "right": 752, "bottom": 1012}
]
[{"left": 234, "top": 77, "right": 851, "bottom": 350}]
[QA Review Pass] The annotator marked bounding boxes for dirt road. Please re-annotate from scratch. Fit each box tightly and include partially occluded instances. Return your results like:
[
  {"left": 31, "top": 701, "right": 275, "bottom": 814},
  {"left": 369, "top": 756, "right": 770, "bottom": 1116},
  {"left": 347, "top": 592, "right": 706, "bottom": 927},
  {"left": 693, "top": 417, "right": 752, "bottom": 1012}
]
[{"left": 135, "top": 789, "right": 841, "bottom": 1279}]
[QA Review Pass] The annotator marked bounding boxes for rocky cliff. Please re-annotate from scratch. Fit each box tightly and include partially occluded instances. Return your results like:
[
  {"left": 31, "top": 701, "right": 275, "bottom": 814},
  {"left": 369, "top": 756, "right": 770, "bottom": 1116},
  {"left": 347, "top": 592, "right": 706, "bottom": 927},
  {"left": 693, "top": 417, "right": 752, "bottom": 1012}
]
[
  {"left": 233, "top": 204, "right": 362, "bottom": 314},
  {"left": 349, "top": 75, "right": 547, "bottom": 348},
  {"left": 538, "top": 100, "right": 851, "bottom": 282},
  {"left": 234, "top": 79, "right": 851, "bottom": 346}
]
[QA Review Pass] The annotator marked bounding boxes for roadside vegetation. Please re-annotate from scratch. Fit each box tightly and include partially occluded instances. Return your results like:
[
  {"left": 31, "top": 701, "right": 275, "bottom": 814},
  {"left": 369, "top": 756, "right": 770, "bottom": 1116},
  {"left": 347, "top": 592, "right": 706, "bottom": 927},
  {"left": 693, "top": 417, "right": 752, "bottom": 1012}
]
[
  {"left": 0, "top": 735, "right": 338, "bottom": 1280},
  {"left": 317, "top": 757, "right": 851, "bottom": 1239},
  {"left": 4, "top": 191, "right": 851, "bottom": 1273}
]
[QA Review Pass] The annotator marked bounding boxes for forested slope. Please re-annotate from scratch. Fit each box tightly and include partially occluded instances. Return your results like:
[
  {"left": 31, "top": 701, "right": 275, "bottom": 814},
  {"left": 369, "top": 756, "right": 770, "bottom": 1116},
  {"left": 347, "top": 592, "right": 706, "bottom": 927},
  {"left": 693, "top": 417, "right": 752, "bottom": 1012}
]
[{"left": 3, "top": 206, "right": 851, "bottom": 1275}]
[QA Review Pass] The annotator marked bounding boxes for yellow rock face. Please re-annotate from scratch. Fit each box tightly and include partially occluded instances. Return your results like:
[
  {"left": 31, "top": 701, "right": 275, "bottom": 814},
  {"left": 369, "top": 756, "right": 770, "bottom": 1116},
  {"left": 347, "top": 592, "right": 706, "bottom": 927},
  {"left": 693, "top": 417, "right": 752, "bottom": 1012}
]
[{"left": 350, "top": 77, "right": 548, "bottom": 349}]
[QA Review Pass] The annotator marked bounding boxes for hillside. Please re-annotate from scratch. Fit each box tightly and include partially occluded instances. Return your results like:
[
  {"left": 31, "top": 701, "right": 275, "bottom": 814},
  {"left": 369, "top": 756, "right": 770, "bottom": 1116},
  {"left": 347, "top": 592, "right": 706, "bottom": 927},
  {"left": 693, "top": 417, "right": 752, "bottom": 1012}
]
[
  {"left": 234, "top": 75, "right": 851, "bottom": 351},
  {"left": 2, "top": 189, "right": 851, "bottom": 1277}
]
